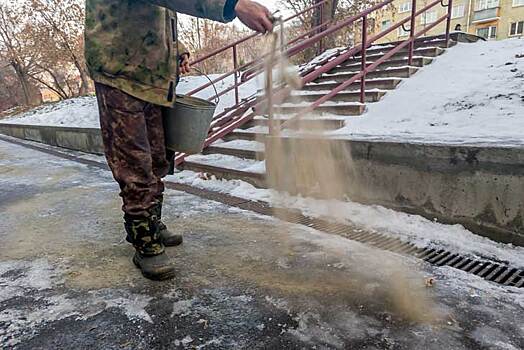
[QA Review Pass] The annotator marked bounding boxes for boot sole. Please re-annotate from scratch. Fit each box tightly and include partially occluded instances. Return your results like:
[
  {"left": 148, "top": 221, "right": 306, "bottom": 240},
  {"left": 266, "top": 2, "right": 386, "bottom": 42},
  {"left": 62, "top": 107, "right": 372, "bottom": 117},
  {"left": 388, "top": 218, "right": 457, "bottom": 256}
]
[{"left": 132, "top": 255, "right": 176, "bottom": 281}]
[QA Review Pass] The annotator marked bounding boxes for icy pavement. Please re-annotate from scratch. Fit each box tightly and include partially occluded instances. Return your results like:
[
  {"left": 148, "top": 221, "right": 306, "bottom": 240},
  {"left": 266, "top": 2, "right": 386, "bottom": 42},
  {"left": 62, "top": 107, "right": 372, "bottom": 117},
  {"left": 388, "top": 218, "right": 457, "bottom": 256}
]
[{"left": 1, "top": 139, "right": 523, "bottom": 349}]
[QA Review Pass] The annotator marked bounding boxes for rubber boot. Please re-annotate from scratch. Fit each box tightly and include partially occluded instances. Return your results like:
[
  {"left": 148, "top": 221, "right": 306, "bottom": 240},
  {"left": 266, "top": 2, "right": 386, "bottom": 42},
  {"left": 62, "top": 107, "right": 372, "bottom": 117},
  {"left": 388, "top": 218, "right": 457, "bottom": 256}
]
[
  {"left": 124, "top": 214, "right": 176, "bottom": 281},
  {"left": 150, "top": 202, "right": 183, "bottom": 247}
]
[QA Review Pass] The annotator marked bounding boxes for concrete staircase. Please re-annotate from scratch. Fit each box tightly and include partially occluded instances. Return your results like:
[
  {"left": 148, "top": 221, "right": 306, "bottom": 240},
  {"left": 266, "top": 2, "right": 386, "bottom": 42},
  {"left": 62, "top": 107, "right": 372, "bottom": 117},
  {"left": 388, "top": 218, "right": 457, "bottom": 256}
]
[{"left": 179, "top": 36, "right": 457, "bottom": 187}]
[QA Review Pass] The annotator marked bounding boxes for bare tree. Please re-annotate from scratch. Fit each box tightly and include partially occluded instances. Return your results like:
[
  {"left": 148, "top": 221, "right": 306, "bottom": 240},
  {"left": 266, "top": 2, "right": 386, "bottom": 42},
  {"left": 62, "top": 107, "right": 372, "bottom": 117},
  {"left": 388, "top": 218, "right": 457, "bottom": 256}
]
[{"left": 29, "top": 0, "right": 90, "bottom": 95}]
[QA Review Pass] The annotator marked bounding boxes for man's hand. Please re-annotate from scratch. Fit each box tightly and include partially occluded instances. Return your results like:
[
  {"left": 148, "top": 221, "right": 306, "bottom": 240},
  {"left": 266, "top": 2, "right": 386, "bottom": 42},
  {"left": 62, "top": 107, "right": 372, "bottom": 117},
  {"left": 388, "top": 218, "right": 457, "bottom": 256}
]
[
  {"left": 179, "top": 53, "right": 190, "bottom": 74},
  {"left": 235, "top": 0, "right": 273, "bottom": 33}
]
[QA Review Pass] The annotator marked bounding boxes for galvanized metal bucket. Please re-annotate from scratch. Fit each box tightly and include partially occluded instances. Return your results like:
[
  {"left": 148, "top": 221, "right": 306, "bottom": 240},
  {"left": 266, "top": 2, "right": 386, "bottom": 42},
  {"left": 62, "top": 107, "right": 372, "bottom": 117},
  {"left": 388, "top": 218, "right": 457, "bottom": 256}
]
[{"left": 163, "top": 94, "right": 217, "bottom": 154}]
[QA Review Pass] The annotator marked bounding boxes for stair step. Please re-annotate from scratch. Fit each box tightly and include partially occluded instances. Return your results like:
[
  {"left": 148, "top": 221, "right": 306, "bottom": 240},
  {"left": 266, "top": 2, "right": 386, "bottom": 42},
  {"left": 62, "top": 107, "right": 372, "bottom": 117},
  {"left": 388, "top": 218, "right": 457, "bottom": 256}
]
[
  {"left": 204, "top": 140, "right": 265, "bottom": 160},
  {"left": 332, "top": 56, "right": 433, "bottom": 74},
  {"left": 180, "top": 154, "right": 266, "bottom": 187},
  {"left": 344, "top": 47, "right": 445, "bottom": 66},
  {"left": 302, "top": 78, "right": 401, "bottom": 92},
  {"left": 288, "top": 90, "right": 385, "bottom": 103},
  {"left": 367, "top": 38, "right": 455, "bottom": 55},
  {"left": 204, "top": 146, "right": 263, "bottom": 160},
  {"left": 182, "top": 161, "right": 266, "bottom": 187},
  {"left": 278, "top": 103, "right": 365, "bottom": 116},
  {"left": 316, "top": 67, "right": 418, "bottom": 83},
  {"left": 224, "top": 129, "right": 267, "bottom": 141},
  {"left": 247, "top": 118, "right": 345, "bottom": 130}
]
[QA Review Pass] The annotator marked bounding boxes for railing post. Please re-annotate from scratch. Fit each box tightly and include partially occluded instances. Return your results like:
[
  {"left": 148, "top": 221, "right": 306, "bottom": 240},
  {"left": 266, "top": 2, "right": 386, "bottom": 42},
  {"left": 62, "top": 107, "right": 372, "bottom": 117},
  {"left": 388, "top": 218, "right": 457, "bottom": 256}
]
[
  {"left": 232, "top": 44, "right": 239, "bottom": 105},
  {"left": 445, "top": 0, "right": 453, "bottom": 47},
  {"left": 408, "top": 0, "right": 417, "bottom": 66},
  {"left": 318, "top": 1, "right": 324, "bottom": 54},
  {"left": 360, "top": 15, "right": 367, "bottom": 104}
]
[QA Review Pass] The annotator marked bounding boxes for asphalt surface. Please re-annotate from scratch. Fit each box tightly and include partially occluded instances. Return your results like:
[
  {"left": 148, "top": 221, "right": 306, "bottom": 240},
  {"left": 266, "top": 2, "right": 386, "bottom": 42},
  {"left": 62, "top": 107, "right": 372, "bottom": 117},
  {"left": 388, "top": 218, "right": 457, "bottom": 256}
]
[{"left": 0, "top": 139, "right": 523, "bottom": 350}]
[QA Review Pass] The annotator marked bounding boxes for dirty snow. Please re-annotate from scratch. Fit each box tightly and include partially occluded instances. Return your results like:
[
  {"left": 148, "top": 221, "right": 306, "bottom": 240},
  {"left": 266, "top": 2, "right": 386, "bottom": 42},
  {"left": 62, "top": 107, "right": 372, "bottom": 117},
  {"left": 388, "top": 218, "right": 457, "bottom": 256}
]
[
  {"left": 167, "top": 170, "right": 524, "bottom": 269},
  {"left": 333, "top": 38, "right": 524, "bottom": 146}
]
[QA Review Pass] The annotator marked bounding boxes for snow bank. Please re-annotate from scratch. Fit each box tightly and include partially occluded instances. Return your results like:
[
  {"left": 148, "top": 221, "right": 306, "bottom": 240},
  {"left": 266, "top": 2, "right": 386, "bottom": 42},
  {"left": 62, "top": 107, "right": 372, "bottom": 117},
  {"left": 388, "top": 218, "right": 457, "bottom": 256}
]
[
  {"left": 1, "top": 74, "right": 261, "bottom": 128},
  {"left": 167, "top": 170, "right": 524, "bottom": 269},
  {"left": 333, "top": 38, "right": 524, "bottom": 146}
]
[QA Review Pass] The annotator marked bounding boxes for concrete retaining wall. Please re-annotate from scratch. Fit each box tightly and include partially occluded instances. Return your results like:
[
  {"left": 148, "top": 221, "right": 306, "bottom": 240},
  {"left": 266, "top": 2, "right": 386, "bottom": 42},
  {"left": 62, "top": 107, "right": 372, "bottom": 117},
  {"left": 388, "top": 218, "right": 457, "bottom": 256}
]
[
  {"left": 0, "top": 123, "right": 104, "bottom": 155},
  {"left": 266, "top": 136, "right": 524, "bottom": 246}
]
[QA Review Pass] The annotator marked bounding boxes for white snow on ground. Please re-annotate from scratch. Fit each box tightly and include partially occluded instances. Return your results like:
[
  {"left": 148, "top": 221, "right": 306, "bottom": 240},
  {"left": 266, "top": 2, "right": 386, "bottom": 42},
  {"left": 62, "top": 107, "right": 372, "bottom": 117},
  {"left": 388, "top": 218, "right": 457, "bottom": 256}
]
[
  {"left": 333, "top": 38, "right": 524, "bottom": 146},
  {"left": 0, "top": 74, "right": 261, "bottom": 128},
  {"left": 184, "top": 153, "right": 265, "bottom": 173},
  {"left": 167, "top": 170, "right": 524, "bottom": 269}
]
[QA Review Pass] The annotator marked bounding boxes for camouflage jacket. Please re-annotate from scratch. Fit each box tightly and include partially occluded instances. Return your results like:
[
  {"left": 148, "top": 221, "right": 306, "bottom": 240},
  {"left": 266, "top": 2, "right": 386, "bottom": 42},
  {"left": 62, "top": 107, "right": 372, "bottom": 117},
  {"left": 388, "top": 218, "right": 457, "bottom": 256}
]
[{"left": 85, "top": 0, "right": 236, "bottom": 107}]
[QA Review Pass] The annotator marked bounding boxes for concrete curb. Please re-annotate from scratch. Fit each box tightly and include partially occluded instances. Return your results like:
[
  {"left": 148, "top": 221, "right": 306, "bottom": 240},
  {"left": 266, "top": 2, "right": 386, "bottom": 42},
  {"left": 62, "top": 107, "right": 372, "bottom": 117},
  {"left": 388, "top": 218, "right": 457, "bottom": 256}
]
[
  {"left": 0, "top": 123, "right": 104, "bottom": 155},
  {"left": 266, "top": 136, "right": 524, "bottom": 246},
  {"left": 1, "top": 122, "right": 523, "bottom": 245}
]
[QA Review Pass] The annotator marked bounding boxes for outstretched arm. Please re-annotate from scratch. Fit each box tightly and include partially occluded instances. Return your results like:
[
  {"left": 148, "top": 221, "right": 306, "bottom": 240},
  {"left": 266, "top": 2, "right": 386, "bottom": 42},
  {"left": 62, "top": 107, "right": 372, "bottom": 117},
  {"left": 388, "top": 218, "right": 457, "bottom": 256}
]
[{"left": 139, "top": 0, "right": 273, "bottom": 32}]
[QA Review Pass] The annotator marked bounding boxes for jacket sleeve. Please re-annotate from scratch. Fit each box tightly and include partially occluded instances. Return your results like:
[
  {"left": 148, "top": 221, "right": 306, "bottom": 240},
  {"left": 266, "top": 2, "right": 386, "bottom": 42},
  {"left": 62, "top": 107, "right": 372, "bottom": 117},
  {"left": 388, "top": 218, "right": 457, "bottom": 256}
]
[{"left": 138, "top": 0, "right": 238, "bottom": 22}]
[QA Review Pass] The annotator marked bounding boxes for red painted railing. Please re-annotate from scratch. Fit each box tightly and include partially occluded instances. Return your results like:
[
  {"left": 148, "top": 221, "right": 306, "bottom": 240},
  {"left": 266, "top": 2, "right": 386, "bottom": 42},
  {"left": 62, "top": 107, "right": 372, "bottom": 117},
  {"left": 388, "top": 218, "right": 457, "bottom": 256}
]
[{"left": 174, "top": 0, "right": 454, "bottom": 166}]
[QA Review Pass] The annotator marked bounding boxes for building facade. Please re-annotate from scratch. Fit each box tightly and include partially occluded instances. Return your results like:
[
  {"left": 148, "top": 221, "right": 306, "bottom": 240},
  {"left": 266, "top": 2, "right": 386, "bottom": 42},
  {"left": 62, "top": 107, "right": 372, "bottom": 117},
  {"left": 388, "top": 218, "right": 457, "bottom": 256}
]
[{"left": 374, "top": 0, "right": 524, "bottom": 42}]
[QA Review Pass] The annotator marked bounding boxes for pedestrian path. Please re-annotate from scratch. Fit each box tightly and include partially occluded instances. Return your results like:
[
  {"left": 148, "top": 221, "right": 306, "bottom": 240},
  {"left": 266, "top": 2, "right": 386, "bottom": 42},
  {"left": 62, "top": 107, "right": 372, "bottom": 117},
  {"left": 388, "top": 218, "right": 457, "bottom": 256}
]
[{"left": 0, "top": 139, "right": 523, "bottom": 349}]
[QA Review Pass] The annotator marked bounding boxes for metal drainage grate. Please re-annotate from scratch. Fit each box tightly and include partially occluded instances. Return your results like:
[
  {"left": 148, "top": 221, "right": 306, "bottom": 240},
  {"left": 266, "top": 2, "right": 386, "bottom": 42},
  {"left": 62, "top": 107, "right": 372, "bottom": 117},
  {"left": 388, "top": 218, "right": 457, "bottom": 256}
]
[{"left": 2, "top": 134, "right": 522, "bottom": 288}]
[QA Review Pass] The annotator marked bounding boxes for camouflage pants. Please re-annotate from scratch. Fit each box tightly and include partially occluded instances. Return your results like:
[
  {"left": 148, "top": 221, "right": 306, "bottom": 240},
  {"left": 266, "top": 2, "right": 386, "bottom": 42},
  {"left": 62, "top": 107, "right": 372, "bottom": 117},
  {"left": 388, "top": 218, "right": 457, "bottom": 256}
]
[{"left": 95, "top": 83, "right": 170, "bottom": 217}]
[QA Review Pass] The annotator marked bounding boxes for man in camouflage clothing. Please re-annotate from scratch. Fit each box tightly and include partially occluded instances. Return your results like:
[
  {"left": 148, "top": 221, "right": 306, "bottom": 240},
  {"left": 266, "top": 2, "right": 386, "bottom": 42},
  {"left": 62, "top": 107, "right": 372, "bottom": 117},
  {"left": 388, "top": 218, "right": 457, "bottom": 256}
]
[{"left": 85, "top": 0, "right": 273, "bottom": 280}]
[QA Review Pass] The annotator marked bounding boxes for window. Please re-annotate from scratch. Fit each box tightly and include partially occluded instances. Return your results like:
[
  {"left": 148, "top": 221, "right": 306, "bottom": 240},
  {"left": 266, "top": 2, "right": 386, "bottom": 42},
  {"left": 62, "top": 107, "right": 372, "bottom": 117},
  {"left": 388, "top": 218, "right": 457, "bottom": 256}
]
[
  {"left": 420, "top": 11, "right": 438, "bottom": 24},
  {"left": 398, "top": 26, "right": 410, "bottom": 37},
  {"left": 477, "top": 26, "right": 497, "bottom": 39},
  {"left": 451, "top": 4, "right": 465, "bottom": 18},
  {"left": 513, "top": 0, "right": 524, "bottom": 7},
  {"left": 399, "top": 2, "right": 412, "bottom": 13},
  {"left": 475, "top": 0, "right": 499, "bottom": 11},
  {"left": 510, "top": 21, "right": 524, "bottom": 35},
  {"left": 381, "top": 20, "right": 392, "bottom": 31}
]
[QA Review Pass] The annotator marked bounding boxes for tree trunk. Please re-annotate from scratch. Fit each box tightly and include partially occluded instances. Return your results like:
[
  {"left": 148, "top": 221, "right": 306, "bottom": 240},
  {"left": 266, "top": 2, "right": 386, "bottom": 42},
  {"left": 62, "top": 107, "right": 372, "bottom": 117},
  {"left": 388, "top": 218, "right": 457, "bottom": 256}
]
[{"left": 312, "top": 0, "right": 339, "bottom": 54}]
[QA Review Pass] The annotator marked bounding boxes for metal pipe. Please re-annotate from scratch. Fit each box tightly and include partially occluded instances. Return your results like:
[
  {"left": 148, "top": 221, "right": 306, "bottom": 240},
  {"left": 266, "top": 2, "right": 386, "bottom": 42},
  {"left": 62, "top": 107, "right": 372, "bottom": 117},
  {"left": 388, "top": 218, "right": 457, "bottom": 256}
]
[
  {"left": 360, "top": 15, "right": 367, "bottom": 104},
  {"left": 445, "top": 0, "right": 453, "bottom": 47},
  {"left": 408, "top": 0, "right": 417, "bottom": 65},
  {"left": 232, "top": 44, "right": 239, "bottom": 104}
]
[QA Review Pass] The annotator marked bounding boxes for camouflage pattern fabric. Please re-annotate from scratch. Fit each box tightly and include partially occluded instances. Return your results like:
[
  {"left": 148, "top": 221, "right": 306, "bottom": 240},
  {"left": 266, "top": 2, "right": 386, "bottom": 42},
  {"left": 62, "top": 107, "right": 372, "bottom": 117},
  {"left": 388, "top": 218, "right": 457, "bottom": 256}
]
[
  {"left": 95, "top": 82, "right": 169, "bottom": 218},
  {"left": 85, "top": 0, "right": 235, "bottom": 107},
  {"left": 124, "top": 214, "right": 165, "bottom": 256}
]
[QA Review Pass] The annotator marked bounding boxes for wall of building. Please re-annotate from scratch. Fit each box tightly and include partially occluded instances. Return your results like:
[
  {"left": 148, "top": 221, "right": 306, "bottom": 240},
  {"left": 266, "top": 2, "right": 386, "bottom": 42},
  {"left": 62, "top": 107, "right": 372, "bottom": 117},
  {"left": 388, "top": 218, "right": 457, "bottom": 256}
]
[{"left": 372, "top": 0, "right": 524, "bottom": 43}]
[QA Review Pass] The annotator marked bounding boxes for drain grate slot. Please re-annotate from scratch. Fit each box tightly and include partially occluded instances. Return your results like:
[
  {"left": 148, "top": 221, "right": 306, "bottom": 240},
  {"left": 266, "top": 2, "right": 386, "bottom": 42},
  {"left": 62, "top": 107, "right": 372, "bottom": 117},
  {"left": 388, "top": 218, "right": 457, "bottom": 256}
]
[
  {"left": 484, "top": 265, "right": 505, "bottom": 281},
  {"left": 434, "top": 253, "right": 457, "bottom": 266},
  {"left": 496, "top": 268, "right": 516, "bottom": 284}
]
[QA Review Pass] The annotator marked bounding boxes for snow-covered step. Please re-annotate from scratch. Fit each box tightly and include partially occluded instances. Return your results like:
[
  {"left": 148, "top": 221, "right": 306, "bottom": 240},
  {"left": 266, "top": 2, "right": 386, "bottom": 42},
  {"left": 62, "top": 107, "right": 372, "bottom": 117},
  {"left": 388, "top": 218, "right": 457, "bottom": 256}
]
[
  {"left": 204, "top": 139, "right": 265, "bottom": 160},
  {"left": 181, "top": 153, "right": 266, "bottom": 187},
  {"left": 287, "top": 89, "right": 386, "bottom": 103},
  {"left": 302, "top": 78, "right": 402, "bottom": 92},
  {"left": 277, "top": 101, "right": 366, "bottom": 116},
  {"left": 344, "top": 46, "right": 445, "bottom": 66},
  {"left": 248, "top": 117, "right": 345, "bottom": 130},
  {"left": 316, "top": 66, "right": 418, "bottom": 83},
  {"left": 332, "top": 56, "right": 433, "bottom": 74},
  {"left": 365, "top": 37, "right": 456, "bottom": 56},
  {"left": 224, "top": 126, "right": 269, "bottom": 141}
]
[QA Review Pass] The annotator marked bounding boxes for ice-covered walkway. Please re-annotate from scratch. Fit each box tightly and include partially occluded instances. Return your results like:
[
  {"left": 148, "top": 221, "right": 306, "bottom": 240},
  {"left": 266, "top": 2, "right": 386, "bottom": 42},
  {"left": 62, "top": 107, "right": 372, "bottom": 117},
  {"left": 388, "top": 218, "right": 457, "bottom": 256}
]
[{"left": 0, "top": 139, "right": 523, "bottom": 349}]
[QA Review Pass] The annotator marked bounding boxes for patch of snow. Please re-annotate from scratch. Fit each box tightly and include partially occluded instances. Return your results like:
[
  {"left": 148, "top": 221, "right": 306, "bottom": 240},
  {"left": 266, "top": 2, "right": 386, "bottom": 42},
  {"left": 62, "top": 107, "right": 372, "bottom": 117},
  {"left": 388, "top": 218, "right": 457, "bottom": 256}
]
[
  {"left": 333, "top": 38, "right": 524, "bottom": 146},
  {"left": 2, "top": 74, "right": 261, "bottom": 128},
  {"left": 211, "top": 139, "right": 264, "bottom": 151},
  {"left": 185, "top": 153, "right": 263, "bottom": 172}
]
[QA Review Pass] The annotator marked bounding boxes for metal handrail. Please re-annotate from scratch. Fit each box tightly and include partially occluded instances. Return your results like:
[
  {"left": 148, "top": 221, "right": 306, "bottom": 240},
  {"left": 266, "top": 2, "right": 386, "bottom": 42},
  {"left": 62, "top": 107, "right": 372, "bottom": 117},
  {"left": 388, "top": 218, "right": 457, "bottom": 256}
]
[
  {"left": 174, "top": 0, "right": 454, "bottom": 166},
  {"left": 279, "top": 0, "right": 453, "bottom": 129}
]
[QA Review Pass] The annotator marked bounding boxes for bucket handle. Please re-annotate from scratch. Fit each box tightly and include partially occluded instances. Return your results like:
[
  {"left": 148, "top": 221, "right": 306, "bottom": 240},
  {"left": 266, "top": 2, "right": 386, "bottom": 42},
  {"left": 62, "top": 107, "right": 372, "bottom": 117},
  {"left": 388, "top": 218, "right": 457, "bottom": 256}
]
[{"left": 191, "top": 66, "right": 220, "bottom": 105}]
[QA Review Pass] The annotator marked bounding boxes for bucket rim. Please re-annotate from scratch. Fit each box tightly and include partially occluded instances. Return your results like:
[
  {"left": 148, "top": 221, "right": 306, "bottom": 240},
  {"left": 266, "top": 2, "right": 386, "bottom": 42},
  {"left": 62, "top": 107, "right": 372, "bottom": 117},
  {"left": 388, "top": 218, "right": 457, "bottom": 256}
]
[{"left": 175, "top": 94, "right": 216, "bottom": 109}]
